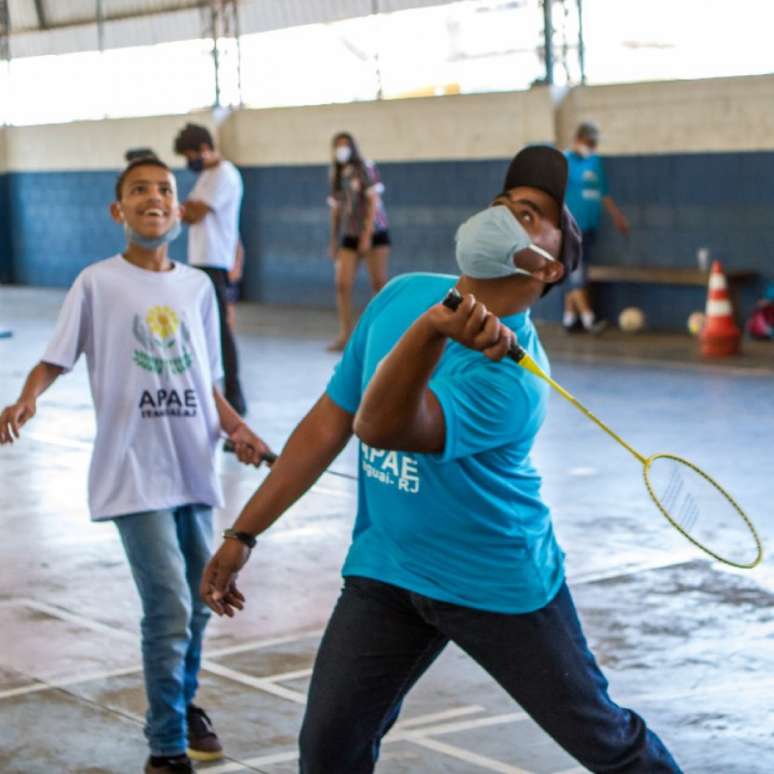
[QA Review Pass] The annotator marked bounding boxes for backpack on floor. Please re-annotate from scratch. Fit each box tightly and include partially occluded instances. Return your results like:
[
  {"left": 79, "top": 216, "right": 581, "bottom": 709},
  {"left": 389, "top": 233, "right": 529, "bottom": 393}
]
[{"left": 747, "top": 300, "right": 774, "bottom": 340}]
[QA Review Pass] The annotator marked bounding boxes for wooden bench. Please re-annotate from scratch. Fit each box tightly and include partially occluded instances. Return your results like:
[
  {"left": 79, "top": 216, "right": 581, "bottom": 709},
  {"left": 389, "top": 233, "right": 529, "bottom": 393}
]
[{"left": 587, "top": 265, "right": 759, "bottom": 322}]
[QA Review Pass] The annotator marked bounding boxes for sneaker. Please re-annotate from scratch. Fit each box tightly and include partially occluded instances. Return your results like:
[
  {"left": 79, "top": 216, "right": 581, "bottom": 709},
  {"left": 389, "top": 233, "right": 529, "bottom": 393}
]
[
  {"left": 588, "top": 319, "right": 609, "bottom": 335},
  {"left": 144, "top": 754, "right": 193, "bottom": 773},
  {"left": 187, "top": 704, "right": 224, "bottom": 762}
]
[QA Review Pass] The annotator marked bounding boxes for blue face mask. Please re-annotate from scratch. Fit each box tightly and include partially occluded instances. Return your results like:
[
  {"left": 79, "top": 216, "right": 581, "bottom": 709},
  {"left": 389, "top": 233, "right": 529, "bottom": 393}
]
[
  {"left": 455, "top": 205, "right": 556, "bottom": 280},
  {"left": 187, "top": 157, "right": 204, "bottom": 173},
  {"left": 124, "top": 218, "right": 182, "bottom": 250}
]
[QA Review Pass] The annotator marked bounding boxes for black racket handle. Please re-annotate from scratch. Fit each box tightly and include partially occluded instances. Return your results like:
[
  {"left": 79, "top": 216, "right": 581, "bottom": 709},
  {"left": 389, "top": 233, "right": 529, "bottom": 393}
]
[
  {"left": 262, "top": 451, "right": 278, "bottom": 465},
  {"left": 441, "top": 288, "right": 527, "bottom": 363}
]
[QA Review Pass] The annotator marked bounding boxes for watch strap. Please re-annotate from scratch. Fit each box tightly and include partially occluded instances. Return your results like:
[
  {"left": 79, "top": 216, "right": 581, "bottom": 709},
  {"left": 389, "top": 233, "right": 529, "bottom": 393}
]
[{"left": 223, "top": 528, "right": 257, "bottom": 549}]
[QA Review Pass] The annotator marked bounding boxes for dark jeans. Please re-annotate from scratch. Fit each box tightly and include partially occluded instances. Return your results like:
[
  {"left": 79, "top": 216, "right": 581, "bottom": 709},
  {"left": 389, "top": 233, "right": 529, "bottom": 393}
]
[
  {"left": 199, "top": 266, "right": 245, "bottom": 415},
  {"left": 299, "top": 577, "right": 681, "bottom": 774},
  {"left": 568, "top": 227, "right": 597, "bottom": 290}
]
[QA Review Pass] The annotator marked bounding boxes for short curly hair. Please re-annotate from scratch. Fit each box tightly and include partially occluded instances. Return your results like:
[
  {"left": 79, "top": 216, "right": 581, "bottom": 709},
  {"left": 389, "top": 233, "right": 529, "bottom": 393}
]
[
  {"left": 174, "top": 123, "right": 215, "bottom": 154},
  {"left": 115, "top": 157, "right": 172, "bottom": 201}
]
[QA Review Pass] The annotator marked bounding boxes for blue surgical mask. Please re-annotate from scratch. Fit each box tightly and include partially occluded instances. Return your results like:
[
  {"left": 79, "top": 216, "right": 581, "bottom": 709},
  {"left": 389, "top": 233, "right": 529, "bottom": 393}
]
[
  {"left": 455, "top": 206, "right": 556, "bottom": 280},
  {"left": 187, "top": 157, "right": 205, "bottom": 173},
  {"left": 124, "top": 218, "right": 182, "bottom": 250}
]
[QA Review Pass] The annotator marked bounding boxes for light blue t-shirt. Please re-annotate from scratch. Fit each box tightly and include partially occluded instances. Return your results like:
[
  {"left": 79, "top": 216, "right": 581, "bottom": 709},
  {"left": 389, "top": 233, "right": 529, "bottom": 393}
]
[
  {"left": 326, "top": 273, "right": 565, "bottom": 614},
  {"left": 564, "top": 150, "right": 609, "bottom": 232}
]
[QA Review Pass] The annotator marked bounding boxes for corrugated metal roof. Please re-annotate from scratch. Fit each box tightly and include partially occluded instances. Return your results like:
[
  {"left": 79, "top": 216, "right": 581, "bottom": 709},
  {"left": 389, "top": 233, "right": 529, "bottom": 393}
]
[
  {"left": 4, "top": 0, "right": 449, "bottom": 58},
  {"left": 7, "top": 1, "right": 203, "bottom": 33}
]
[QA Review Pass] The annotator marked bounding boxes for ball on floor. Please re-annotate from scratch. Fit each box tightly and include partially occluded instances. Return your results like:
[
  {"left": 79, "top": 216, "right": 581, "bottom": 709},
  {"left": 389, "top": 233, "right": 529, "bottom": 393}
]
[
  {"left": 687, "top": 311, "right": 705, "bottom": 336},
  {"left": 618, "top": 307, "right": 645, "bottom": 333}
]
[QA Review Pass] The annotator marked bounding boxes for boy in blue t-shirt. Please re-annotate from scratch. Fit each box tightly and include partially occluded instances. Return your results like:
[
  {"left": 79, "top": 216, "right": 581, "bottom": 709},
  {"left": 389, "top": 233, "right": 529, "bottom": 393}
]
[
  {"left": 564, "top": 121, "right": 630, "bottom": 333},
  {"left": 201, "top": 146, "right": 681, "bottom": 773}
]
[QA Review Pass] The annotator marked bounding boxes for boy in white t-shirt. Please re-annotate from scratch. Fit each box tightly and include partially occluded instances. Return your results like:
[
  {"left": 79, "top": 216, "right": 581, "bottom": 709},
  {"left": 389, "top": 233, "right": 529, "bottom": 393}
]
[
  {"left": 174, "top": 123, "right": 246, "bottom": 418},
  {"left": 0, "top": 157, "right": 270, "bottom": 774}
]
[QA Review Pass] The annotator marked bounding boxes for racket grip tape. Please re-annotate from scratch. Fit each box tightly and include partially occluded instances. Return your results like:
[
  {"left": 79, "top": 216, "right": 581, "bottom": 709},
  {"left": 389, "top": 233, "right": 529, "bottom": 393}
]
[
  {"left": 441, "top": 288, "right": 527, "bottom": 363},
  {"left": 262, "top": 451, "right": 278, "bottom": 465}
]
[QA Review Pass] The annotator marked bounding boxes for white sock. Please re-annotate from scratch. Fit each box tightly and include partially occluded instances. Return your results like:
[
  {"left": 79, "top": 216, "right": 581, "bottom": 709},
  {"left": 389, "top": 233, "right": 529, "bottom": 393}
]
[
  {"left": 563, "top": 311, "right": 577, "bottom": 328},
  {"left": 581, "top": 312, "right": 595, "bottom": 330}
]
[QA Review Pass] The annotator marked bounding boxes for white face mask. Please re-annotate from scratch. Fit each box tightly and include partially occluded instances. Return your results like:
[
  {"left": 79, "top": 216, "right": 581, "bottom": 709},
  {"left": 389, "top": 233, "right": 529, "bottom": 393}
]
[
  {"left": 335, "top": 146, "right": 352, "bottom": 164},
  {"left": 575, "top": 143, "right": 593, "bottom": 159},
  {"left": 455, "top": 206, "right": 557, "bottom": 280}
]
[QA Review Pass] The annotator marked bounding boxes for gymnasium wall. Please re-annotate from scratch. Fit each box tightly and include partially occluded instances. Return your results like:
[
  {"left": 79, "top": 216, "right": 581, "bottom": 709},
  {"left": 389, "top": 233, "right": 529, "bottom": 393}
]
[
  {"left": 2, "top": 75, "right": 774, "bottom": 328},
  {"left": 556, "top": 75, "right": 774, "bottom": 327},
  {"left": 220, "top": 89, "right": 556, "bottom": 307},
  {"left": 0, "top": 112, "right": 213, "bottom": 286}
]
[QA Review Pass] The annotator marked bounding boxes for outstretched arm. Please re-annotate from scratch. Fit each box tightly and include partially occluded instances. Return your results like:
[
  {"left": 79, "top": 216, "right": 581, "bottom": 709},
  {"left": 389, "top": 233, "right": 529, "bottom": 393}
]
[
  {"left": 200, "top": 393, "right": 353, "bottom": 615},
  {"left": 0, "top": 362, "right": 64, "bottom": 444}
]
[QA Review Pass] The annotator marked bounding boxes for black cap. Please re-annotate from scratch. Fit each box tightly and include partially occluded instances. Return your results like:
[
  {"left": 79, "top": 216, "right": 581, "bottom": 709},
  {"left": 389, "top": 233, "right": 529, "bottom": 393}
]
[
  {"left": 501, "top": 145, "right": 567, "bottom": 210},
  {"left": 501, "top": 145, "right": 581, "bottom": 282}
]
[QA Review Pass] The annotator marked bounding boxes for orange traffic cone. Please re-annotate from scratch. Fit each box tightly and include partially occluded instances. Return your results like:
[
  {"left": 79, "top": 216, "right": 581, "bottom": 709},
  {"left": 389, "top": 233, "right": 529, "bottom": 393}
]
[{"left": 700, "top": 260, "right": 741, "bottom": 357}]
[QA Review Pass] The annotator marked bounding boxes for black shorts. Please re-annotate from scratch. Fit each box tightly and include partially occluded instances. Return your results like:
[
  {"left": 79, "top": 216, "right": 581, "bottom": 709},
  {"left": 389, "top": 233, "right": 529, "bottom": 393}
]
[{"left": 341, "top": 229, "right": 391, "bottom": 251}]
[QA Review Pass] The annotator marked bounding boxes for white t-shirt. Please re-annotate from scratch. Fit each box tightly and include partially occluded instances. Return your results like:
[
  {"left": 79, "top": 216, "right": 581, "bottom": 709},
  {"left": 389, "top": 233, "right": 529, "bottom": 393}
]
[
  {"left": 187, "top": 160, "right": 243, "bottom": 271},
  {"left": 42, "top": 255, "right": 225, "bottom": 520}
]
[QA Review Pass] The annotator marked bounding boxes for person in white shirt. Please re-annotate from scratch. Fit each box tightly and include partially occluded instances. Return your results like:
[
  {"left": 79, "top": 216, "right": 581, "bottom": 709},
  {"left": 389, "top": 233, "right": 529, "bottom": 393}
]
[
  {"left": 0, "top": 157, "right": 271, "bottom": 774},
  {"left": 174, "top": 123, "right": 247, "bottom": 417}
]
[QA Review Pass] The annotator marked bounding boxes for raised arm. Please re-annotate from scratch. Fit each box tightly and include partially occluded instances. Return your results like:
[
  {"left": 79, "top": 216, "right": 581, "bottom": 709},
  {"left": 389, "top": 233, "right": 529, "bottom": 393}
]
[
  {"left": 0, "top": 362, "right": 64, "bottom": 444},
  {"left": 353, "top": 292, "right": 513, "bottom": 453}
]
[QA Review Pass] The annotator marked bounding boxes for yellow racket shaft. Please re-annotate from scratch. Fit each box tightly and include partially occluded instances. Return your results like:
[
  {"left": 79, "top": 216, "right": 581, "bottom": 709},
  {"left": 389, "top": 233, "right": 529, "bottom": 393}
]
[
  {"left": 515, "top": 350, "right": 647, "bottom": 465},
  {"left": 441, "top": 288, "right": 763, "bottom": 568},
  {"left": 516, "top": 350, "right": 762, "bottom": 569}
]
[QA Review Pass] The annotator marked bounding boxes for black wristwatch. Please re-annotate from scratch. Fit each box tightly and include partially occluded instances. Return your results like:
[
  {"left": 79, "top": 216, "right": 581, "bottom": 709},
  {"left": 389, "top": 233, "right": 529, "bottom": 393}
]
[{"left": 223, "top": 528, "right": 257, "bottom": 549}]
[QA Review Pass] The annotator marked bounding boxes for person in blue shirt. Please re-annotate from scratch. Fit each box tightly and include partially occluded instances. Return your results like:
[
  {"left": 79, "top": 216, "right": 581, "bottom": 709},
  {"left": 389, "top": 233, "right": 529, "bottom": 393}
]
[
  {"left": 200, "top": 146, "right": 681, "bottom": 774},
  {"left": 564, "top": 121, "right": 630, "bottom": 333}
]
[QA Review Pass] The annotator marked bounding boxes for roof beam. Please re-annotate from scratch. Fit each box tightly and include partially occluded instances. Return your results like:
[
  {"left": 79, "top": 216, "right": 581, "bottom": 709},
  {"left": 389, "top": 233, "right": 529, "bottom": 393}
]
[{"left": 32, "top": 0, "right": 48, "bottom": 30}]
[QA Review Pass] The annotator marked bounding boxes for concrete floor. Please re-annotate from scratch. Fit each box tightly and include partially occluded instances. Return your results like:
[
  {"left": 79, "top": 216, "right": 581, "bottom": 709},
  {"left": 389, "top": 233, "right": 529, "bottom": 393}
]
[{"left": 1, "top": 286, "right": 773, "bottom": 774}]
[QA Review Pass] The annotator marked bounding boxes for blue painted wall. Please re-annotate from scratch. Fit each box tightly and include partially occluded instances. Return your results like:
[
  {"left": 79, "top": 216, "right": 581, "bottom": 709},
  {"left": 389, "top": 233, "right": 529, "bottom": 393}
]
[
  {"left": 593, "top": 152, "right": 770, "bottom": 327},
  {"left": 239, "top": 153, "right": 771, "bottom": 327},
  {"left": 2, "top": 152, "right": 772, "bottom": 329},
  {"left": 4, "top": 169, "right": 196, "bottom": 287},
  {"left": 239, "top": 160, "right": 505, "bottom": 307},
  {"left": 0, "top": 174, "right": 11, "bottom": 284}
]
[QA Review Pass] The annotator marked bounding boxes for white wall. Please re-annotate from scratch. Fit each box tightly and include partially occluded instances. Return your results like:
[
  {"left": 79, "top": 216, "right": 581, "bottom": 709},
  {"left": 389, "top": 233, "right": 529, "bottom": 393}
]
[
  {"left": 2, "top": 111, "right": 214, "bottom": 172},
  {"left": 0, "top": 128, "right": 7, "bottom": 174},
  {"left": 4, "top": 73, "right": 774, "bottom": 174},
  {"left": 556, "top": 74, "right": 774, "bottom": 155},
  {"left": 219, "top": 88, "right": 555, "bottom": 165}
]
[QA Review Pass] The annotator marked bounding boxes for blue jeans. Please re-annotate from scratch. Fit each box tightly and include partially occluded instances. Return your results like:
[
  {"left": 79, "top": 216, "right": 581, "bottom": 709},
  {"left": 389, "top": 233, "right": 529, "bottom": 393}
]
[
  {"left": 299, "top": 577, "right": 681, "bottom": 774},
  {"left": 114, "top": 504, "right": 214, "bottom": 757}
]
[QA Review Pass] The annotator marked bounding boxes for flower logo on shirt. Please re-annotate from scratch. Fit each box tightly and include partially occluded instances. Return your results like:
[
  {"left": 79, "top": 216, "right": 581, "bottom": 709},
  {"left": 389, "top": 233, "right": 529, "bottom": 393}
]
[
  {"left": 132, "top": 305, "right": 193, "bottom": 375},
  {"left": 146, "top": 306, "right": 179, "bottom": 340}
]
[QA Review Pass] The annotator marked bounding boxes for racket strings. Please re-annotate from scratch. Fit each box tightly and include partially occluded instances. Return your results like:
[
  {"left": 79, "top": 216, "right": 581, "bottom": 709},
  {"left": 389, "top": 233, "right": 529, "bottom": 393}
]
[
  {"left": 645, "top": 454, "right": 762, "bottom": 568},
  {"left": 659, "top": 464, "right": 700, "bottom": 535}
]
